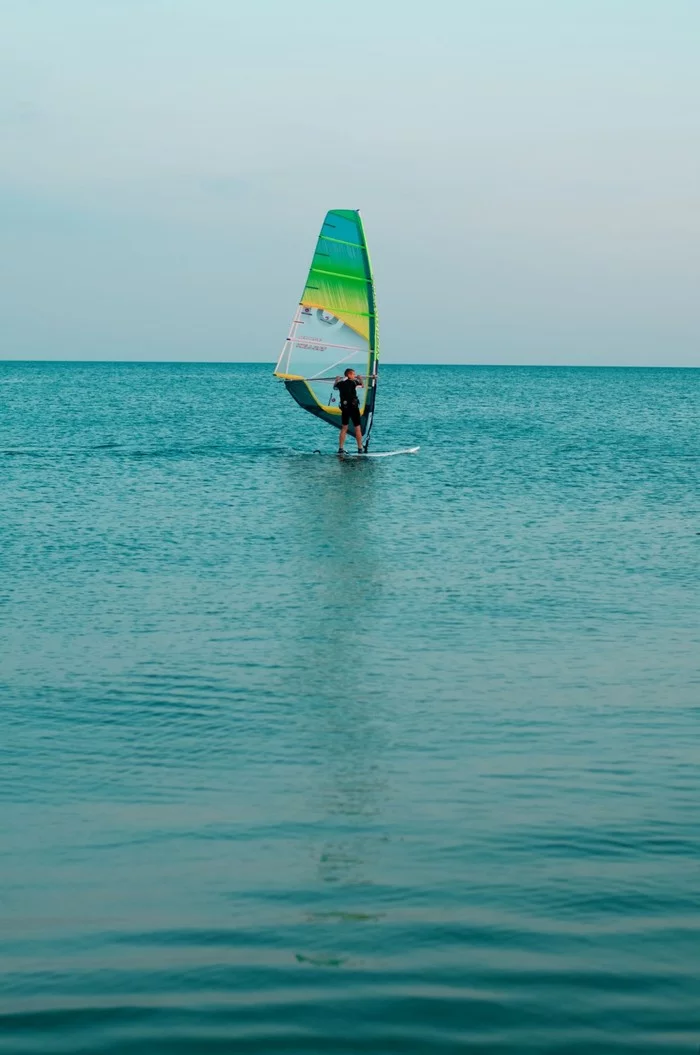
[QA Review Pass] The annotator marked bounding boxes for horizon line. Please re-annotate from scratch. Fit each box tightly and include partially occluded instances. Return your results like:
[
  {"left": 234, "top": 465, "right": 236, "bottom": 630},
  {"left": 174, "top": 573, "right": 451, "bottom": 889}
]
[{"left": 1, "top": 360, "right": 698, "bottom": 370}]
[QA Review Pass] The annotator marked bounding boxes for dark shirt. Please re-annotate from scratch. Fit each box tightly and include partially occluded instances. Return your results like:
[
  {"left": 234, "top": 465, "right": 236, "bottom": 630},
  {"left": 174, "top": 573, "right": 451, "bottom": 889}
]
[{"left": 334, "top": 378, "right": 362, "bottom": 405}]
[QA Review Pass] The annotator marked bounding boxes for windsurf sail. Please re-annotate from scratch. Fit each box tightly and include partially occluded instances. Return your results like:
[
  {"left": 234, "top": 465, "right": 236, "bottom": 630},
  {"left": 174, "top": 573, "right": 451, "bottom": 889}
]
[{"left": 274, "top": 209, "right": 379, "bottom": 447}]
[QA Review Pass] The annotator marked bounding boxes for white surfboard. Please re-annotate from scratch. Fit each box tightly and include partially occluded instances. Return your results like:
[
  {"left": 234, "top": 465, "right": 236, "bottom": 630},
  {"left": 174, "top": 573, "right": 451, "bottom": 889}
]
[{"left": 339, "top": 446, "right": 420, "bottom": 458}]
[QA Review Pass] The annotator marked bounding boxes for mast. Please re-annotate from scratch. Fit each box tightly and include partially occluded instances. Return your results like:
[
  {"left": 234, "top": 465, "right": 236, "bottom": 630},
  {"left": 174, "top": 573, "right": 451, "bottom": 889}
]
[{"left": 356, "top": 209, "right": 378, "bottom": 451}]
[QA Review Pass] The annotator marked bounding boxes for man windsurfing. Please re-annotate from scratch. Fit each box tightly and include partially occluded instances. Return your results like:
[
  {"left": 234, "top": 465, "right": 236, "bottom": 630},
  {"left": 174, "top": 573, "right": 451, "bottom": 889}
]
[{"left": 334, "top": 368, "right": 364, "bottom": 455}]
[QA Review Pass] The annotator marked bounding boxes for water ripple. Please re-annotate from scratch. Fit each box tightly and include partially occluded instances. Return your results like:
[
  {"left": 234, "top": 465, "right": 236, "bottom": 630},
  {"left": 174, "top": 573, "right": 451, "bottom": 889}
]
[{"left": 1, "top": 363, "right": 699, "bottom": 1053}]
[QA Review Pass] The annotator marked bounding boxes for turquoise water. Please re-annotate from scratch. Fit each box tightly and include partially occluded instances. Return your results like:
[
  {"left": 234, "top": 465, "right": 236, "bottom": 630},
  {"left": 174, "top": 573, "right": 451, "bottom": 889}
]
[{"left": 2, "top": 362, "right": 699, "bottom": 1054}]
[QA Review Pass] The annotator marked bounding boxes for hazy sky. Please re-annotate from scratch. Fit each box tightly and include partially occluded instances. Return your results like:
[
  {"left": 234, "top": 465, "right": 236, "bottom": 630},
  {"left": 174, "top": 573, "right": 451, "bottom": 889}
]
[{"left": 2, "top": 0, "right": 698, "bottom": 364}]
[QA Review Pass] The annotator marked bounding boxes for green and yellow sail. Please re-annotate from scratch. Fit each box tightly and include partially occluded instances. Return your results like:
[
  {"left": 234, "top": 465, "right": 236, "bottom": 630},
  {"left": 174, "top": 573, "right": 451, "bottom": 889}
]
[{"left": 274, "top": 209, "right": 379, "bottom": 446}]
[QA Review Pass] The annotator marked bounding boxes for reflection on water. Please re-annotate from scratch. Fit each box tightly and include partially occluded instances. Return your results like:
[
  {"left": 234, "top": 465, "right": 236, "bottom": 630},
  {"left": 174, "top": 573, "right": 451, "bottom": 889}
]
[{"left": 282, "top": 456, "right": 389, "bottom": 900}]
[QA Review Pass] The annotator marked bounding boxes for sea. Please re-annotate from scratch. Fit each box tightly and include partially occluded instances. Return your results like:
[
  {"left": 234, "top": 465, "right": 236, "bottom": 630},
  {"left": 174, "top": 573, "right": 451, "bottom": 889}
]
[{"left": 1, "top": 361, "right": 699, "bottom": 1054}]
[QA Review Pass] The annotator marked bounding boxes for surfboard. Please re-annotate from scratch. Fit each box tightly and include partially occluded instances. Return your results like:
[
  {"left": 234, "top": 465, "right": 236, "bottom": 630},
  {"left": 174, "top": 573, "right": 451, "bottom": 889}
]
[{"left": 338, "top": 447, "right": 420, "bottom": 458}]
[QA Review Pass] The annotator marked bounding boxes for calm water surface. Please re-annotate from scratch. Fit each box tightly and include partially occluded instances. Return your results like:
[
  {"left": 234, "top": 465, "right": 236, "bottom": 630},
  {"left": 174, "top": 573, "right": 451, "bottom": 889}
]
[{"left": 1, "top": 363, "right": 699, "bottom": 1053}]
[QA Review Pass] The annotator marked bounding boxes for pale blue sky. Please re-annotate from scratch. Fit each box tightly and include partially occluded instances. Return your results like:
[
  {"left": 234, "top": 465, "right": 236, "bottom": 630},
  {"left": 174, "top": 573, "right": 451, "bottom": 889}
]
[{"left": 2, "top": 0, "right": 698, "bottom": 364}]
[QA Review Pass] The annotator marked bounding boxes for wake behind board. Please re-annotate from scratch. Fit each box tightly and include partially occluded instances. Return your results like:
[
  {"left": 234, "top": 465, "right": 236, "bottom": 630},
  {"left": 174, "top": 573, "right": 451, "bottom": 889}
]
[{"left": 339, "top": 446, "right": 420, "bottom": 458}]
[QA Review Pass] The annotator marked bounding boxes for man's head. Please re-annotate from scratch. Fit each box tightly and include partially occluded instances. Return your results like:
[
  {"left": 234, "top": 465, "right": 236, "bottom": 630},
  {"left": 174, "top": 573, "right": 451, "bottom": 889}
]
[{"left": 344, "top": 369, "right": 356, "bottom": 379}]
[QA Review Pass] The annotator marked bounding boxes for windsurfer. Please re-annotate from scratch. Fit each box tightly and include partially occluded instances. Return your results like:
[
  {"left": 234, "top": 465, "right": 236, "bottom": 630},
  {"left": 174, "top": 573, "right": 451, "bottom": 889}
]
[{"left": 334, "top": 369, "right": 364, "bottom": 454}]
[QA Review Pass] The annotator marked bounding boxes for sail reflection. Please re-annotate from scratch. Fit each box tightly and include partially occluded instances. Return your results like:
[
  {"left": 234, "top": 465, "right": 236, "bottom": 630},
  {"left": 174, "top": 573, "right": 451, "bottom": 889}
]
[{"left": 277, "top": 458, "right": 390, "bottom": 891}]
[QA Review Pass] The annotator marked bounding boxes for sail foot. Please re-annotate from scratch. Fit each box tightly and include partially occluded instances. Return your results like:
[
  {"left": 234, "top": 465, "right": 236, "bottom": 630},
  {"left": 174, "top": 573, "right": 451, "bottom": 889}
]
[{"left": 284, "top": 380, "right": 371, "bottom": 436}]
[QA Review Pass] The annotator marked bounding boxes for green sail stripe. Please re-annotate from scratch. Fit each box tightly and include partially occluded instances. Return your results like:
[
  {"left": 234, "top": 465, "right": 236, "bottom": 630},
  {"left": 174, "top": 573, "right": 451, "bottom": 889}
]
[
  {"left": 318, "top": 235, "right": 365, "bottom": 249},
  {"left": 309, "top": 266, "right": 370, "bottom": 283},
  {"left": 299, "top": 303, "right": 373, "bottom": 317}
]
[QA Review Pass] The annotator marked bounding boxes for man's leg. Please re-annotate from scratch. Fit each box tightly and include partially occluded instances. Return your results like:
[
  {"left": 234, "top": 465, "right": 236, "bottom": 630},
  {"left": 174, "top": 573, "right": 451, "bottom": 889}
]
[
  {"left": 354, "top": 424, "right": 363, "bottom": 452},
  {"left": 339, "top": 423, "right": 348, "bottom": 451}
]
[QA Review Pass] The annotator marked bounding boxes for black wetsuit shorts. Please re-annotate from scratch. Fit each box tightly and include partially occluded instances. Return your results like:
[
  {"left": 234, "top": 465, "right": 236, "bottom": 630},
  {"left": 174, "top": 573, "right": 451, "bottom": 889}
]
[{"left": 341, "top": 402, "right": 362, "bottom": 427}]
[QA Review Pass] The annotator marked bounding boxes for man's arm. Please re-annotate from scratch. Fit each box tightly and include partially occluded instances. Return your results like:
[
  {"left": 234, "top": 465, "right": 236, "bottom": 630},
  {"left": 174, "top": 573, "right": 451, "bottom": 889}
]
[{"left": 355, "top": 376, "right": 364, "bottom": 388}]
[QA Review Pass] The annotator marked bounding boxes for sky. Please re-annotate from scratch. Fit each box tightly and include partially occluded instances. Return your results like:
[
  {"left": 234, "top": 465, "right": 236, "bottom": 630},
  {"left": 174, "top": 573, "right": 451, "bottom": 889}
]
[{"left": 1, "top": 0, "right": 699, "bottom": 365}]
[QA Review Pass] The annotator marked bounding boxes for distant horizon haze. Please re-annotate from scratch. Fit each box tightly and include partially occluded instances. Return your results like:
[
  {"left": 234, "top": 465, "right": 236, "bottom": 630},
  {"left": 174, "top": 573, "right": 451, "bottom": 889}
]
[{"left": 2, "top": 1, "right": 698, "bottom": 367}]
